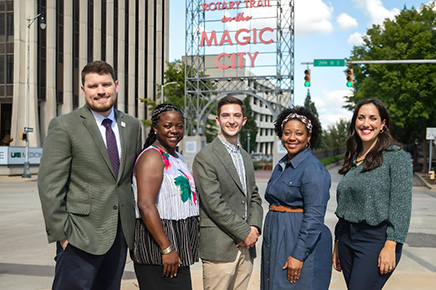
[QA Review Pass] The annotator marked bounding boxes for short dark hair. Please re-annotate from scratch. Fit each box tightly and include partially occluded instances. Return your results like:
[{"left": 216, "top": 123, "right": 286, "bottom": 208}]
[
  {"left": 274, "top": 106, "right": 321, "bottom": 148},
  {"left": 339, "top": 98, "right": 400, "bottom": 175},
  {"left": 217, "top": 96, "right": 245, "bottom": 117},
  {"left": 81, "top": 60, "right": 116, "bottom": 85}
]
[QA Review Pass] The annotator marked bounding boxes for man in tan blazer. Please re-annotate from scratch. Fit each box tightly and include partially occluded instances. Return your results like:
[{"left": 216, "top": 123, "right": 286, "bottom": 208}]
[
  {"left": 193, "top": 96, "right": 263, "bottom": 290},
  {"left": 38, "top": 60, "right": 142, "bottom": 290}
]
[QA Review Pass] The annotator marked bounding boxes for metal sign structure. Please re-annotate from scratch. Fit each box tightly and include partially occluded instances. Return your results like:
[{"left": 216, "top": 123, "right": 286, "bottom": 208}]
[{"left": 184, "top": 0, "right": 294, "bottom": 136}]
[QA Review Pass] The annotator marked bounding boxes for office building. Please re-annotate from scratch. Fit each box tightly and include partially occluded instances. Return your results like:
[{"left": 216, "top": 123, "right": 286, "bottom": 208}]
[{"left": 0, "top": 0, "right": 169, "bottom": 148}]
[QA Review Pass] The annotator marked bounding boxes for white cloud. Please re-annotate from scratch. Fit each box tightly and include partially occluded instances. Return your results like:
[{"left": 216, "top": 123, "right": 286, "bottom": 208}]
[
  {"left": 352, "top": 0, "right": 400, "bottom": 26},
  {"left": 337, "top": 13, "right": 358, "bottom": 30},
  {"left": 312, "top": 89, "right": 353, "bottom": 126},
  {"left": 295, "top": 0, "right": 334, "bottom": 36},
  {"left": 217, "top": 1, "right": 334, "bottom": 38},
  {"left": 347, "top": 32, "right": 364, "bottom": 45}
]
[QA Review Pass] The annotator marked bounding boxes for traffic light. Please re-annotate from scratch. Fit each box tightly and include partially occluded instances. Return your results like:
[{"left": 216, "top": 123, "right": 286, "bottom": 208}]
[
  {"left": 346, "top": 68, "right": 354, "bottom": 87},
  {"left": 20, "top": 132, "right": 27, "bottom": 141},
  {"left": 304, "top": 69, "right": 311, "bottom": 87}
]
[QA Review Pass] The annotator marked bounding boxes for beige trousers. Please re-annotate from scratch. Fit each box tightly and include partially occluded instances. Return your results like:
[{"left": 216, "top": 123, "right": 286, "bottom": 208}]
[{"left": 202, "top": 247, "right": 253, "bottom": 290}]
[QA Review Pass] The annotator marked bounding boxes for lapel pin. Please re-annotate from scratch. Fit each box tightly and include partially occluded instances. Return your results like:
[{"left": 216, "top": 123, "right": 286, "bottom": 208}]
[{"left": 121, "top": 121, "right": 126, "bottom": 128}]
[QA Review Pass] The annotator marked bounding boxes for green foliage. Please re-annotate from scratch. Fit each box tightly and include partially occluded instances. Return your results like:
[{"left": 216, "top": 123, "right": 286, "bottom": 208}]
[
  {"left": 320, "top": 155, "right": 344, "bottom": 167},
  {"left": 303, "top": 90, "right": 322, "bottom": 148},
  {"left": 253, "top": 160, "right": 273, "bottom": 170},
  {"left": 138, "top": 98, "right": 157, "bottom": 128},
  {"left": 240, "top": 97, "right": 258, "bottom": 153},
  {"left": 322, "top": 118, "right": 350, "bottom": 148},
  {"left": 345, "top": 3, "right": 436, "bottom": 143},
  {"left": 146, "top": 60, "right": 218, "bottom": 142},
  {"left": 157, "top": 61, "right": 185, "bottom": 110},
  {"left": 303, "top": 90, "right": 319, "bottom": 119}
]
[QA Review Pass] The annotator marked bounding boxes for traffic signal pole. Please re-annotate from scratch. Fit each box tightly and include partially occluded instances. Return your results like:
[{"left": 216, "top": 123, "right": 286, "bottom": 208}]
[
  {"left": 302, "top": 59, "right": 436, "bottom": 65},
  {"left": 301, "top": 59, "right": 436, "bottom": 87}
]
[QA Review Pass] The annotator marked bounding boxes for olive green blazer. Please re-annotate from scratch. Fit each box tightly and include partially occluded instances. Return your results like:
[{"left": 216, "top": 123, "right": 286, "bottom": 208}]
[
  {"left": 38, "top": 106, "right": 142, "bottom": 255},
  {"left": 192, "top": 137, "right": 263, "bottom": 262}
]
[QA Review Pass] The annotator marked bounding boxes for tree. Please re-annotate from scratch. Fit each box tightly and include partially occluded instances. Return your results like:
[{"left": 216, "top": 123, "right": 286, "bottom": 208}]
[
  {"left": 140, "top": 60, "right": 218, "bottom": 142},
  {"left": 345, "top": 3, "right": 436, "bottom": 165},
  {"left": 303, "top": 89, "right": 322, "bottom": 148},
  {"left": 322, "top": 118, "right": 350, "bottom": 149},
  {"left": 303, "top": 89, "right": 319, "bottom": 119},
  {"left": 240, "top": 97, "right": 258, "bottom": 153}
]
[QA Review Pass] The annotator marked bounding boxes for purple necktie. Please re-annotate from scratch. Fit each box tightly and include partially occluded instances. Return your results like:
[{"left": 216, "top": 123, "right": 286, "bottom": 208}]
[{"left": 102, "top": 118, "right": 120, "bottom": 178}]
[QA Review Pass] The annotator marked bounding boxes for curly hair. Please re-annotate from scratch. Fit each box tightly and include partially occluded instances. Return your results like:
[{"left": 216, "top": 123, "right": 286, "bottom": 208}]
[
  {"left": 339, "top": 98, "right": 400, "bottom": 175},
  {"left": 274, "top": 106, "right": 321, "bottom": 148},
  {"left": 143, "top": 103, "right": 185, "bottom": 149}
]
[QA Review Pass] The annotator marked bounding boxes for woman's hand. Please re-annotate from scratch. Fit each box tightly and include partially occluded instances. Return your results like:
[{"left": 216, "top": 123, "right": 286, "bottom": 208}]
[
  {"left": 282, "top": 256, "right": 303, "bottom": 284},
  {"left": 378, "top": 240, "right": 397, "bottom": 275},
  {"left": 333, "top": 240, "right": 342, "bottom": 272},
  {"left": 162, "top": 250, "right": 182, "bottom": 278}
]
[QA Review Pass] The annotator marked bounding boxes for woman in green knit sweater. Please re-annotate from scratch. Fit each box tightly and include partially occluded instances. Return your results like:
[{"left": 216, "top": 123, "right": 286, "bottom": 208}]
[{"left": 333, "top": 98, "right": 412, "bottom": 290}]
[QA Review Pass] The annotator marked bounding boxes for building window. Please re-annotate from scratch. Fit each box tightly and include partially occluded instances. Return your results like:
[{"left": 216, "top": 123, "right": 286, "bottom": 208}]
[
  {"left": 0, "top": 1, "right": 13, "bottom": 97},
  {"left": 88, "top": 0, "right": 94, "bottom": 62},
  {"left": 143, "top": 0, "right": 148, "bottom": 120},
  {"left": 56, "top": 0, "right": 64, "bottom": 105},
  {"left": 134, "top": 0, "right": 138, "bottom": 116},
  {"left": 101, "top": 0, "right": 106, "bottom": 60},
  {"left": 113, "top": 0, "right": 118, "bottom": 75},
  {"left": 38, "top": 0, "right": 47, "bottom": 101},
  {"left": 72, "top": 0, "right": 79, "bottom": 109},
  {"left": 124, "top": 0, "right": 129, "bottom": 111}
]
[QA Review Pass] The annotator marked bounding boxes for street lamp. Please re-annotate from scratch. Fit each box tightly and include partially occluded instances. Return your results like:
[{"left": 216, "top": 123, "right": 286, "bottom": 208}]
[
  {"left": 160, "top": 81, "right": 179, "bottom": 103},
  {"left": 247, "top": 130, "right": 251, "bottom": 154},
  {"left": 23, "top": 13, "right": 46, "bottom": 178}
]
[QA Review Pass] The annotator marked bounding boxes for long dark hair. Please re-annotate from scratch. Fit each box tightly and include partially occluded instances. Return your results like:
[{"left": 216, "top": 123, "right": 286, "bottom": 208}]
[
  {"left": 339, "top": 98, "right": 400, "bottom": 175},
  {"left": 274, "top": 106, "right": 321, "bottom": 148},
  {"left": 143, "top": 103, "right": 184, "bottom": 149}
]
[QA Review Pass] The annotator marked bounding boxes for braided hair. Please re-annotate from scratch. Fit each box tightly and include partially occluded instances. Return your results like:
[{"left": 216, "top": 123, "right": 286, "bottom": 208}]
[{"left": 143, "top": 103, "right": 185, "bottom": 149}]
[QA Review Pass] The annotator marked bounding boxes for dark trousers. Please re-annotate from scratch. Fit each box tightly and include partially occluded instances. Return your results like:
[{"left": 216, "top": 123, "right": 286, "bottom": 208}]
[
  {"left": 337, "top": 219, "right": 402, "bottom": 290},
  {"left": 52, "top": 223, "right": 127, "bottom": 290},
  {"left": 133, "top": 263, "right": 192, "bottom": 290}
]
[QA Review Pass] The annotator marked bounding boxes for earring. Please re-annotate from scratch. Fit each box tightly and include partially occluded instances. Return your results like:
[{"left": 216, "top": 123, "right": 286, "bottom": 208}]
[
  {"left": 306, "top": 141, "right": 311, "bottom": 148},
  {"left": 380, "top": 129, "right": 384, "bottom": 134},
  {"left": 154, "top": 131, "right": 157, "bottom": 135}
]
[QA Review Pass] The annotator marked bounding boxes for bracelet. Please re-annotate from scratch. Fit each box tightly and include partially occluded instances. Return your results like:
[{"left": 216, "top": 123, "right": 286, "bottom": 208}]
[{"left": 160, "top": 245, "right": 174, "bottom": 255}]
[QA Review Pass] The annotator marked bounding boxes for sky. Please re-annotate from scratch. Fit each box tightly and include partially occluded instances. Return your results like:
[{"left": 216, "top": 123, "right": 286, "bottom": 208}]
[{"left": 168, "top": 0, "right": 432, "bottom": 128}]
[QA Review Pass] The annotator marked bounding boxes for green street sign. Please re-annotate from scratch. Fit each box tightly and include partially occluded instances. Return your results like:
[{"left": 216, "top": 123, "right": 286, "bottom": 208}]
[{"left": 314, "top": 59, "right": 346, "bottom": 67}]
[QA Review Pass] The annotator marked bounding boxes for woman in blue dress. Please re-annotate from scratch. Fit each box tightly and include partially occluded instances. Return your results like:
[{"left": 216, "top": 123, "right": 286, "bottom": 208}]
[{"left": 261, "top": 106, "right": 332, "bottom": 289}]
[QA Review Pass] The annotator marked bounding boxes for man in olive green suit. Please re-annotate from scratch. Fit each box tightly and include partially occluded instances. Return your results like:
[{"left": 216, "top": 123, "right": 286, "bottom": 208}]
[
  {"left": 193, "top": 96, "right": 263, "bottom": 290},
  {"left": 38, "top": 61, "right": 142, "bottom": 290}
]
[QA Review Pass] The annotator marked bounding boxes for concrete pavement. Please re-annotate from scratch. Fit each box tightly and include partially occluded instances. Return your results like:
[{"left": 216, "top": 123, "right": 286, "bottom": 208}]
[{"left": 1, "top": 166, "right": 436, "bottom": 289}]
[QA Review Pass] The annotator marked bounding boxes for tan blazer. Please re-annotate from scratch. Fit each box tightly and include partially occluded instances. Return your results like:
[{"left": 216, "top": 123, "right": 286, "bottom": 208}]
[
  {"left": 38, "top": 106, "right": 142, "bottom": 255},
  {"left": 193, "top": 137, "right": 263, "bottom": 262}
]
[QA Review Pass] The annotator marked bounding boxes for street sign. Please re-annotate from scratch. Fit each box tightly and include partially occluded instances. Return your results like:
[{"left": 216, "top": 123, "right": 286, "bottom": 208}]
[
  {"left": 24, "top": 127, "right": 33, "bottom": 132},
  {"left": 426, "top": 127, "right": 436, "bottom": 140},
  {"left": 314, "top": 59, "right": 346, "bottom": 67}
]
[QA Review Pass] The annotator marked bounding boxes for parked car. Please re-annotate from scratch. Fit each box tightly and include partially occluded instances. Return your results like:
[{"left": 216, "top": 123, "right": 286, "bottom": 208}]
[{"left": 251, "top": 152, "right": 264, "bottom": 161}]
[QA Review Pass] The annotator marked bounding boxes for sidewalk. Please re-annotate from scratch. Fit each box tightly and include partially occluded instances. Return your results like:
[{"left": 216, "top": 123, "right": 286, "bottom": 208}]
[
  {"left": 1, "top": 168, "right": 435, "bottom": 289},
  {"left": 414, "top": 171, "right": 436, "bottom": 191}
]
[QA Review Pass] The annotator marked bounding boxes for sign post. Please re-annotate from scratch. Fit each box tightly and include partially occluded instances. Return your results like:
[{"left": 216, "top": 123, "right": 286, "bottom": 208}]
[
  {"left": 313, "top": 59, "right": 345, "bottom": 67},
  {"left": 426, "top": 128, "right": 436, "bottom": 172}
]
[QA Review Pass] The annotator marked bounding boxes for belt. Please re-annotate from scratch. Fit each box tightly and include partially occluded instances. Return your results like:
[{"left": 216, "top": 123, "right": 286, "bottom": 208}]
[{"left": 270, "top": 205, "right": 304, "bottom": 213}]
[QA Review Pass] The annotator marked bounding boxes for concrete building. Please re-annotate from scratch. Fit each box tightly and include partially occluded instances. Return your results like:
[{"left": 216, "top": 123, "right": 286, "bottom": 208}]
[{"left": 0, "top": 0, "right": 169, "bottom": 148}]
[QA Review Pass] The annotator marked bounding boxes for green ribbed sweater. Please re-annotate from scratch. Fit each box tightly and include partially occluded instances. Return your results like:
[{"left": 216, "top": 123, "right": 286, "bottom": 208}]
[{"left": 335, "top": 146, "right": 413, "bottom": 243}]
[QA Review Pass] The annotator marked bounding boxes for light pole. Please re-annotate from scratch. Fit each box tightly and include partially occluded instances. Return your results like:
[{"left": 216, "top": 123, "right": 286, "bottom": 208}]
[
  {"left": 23, "top": 13, "right": 46, "bottom": 178},
  {"left": 160, "top": 81, "right": 179, "bottom": 103},
  {"left": 247, "top": 130, "right": 251, "bottom": 154}
]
